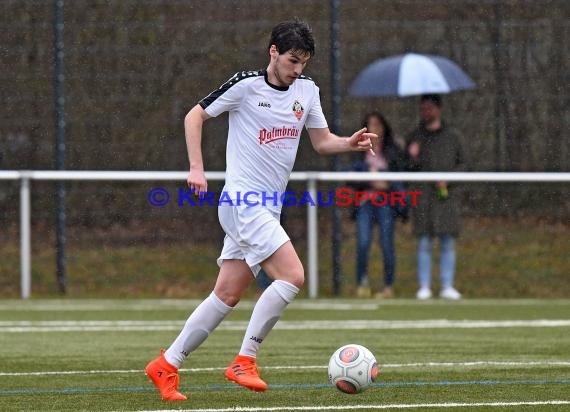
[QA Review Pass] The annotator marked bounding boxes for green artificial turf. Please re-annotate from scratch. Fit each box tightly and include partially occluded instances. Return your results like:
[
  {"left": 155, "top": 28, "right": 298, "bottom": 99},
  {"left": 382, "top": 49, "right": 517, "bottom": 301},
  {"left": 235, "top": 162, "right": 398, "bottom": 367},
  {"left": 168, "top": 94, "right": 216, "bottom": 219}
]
[{"left": 0, "top": 299, "right": 568, "bottom": 411}]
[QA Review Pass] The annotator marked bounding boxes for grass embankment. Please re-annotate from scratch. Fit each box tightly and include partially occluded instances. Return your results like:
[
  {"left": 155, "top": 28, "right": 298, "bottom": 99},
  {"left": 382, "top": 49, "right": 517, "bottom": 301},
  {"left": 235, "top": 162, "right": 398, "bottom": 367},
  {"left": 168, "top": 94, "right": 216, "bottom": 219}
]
[{"left": 0, "top": 217, "right": 568, "bottom": 298}]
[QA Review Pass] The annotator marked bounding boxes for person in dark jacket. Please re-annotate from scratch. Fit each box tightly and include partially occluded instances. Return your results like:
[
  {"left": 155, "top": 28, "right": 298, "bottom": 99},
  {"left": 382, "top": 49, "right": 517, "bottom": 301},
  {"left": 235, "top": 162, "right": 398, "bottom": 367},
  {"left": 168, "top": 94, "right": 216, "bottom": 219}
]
[
  {"left": 352, "top": 111, "right": 408, "bottom": 299},
  {"left": 407, "top": 94, "right": 465, "bottom": 300}
]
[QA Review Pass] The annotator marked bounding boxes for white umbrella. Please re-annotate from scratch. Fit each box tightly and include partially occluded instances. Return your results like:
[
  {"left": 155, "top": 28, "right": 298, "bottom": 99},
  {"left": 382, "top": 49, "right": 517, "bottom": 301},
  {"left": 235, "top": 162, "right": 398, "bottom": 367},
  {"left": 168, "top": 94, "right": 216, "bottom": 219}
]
[{"left": 349, "top": 53, "right": 476, "bottom": 97}]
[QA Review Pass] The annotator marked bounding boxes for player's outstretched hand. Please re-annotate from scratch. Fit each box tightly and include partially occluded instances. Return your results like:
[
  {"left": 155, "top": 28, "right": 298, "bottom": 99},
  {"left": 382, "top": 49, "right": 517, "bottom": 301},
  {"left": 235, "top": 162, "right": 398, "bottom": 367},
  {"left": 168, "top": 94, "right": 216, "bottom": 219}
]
[
  {"left": 187, "top": 169, "right": 207, "bottom": 196},
  {"left": 349, "top": 127, "right": 378, "bottom": 156}
]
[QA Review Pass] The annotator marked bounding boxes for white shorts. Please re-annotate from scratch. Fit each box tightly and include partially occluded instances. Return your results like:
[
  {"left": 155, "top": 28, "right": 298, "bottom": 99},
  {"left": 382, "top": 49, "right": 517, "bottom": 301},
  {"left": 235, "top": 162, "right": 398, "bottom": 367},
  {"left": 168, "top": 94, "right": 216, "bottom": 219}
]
[{"left": 217, "top": 203, "right": 290, "bottom": 276}]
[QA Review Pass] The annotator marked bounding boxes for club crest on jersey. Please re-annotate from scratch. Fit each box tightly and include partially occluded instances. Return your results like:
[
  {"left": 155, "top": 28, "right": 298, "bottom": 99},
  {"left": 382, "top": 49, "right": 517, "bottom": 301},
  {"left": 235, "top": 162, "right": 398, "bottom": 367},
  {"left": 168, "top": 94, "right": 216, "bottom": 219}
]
[{"left": 292, "top": 100, "right": 304, "bottom": 120}]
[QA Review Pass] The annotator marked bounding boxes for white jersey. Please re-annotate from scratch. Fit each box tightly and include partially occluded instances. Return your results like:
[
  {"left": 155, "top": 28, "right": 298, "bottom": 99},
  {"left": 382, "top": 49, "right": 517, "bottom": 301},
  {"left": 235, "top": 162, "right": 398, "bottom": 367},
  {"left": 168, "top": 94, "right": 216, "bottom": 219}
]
[{"left": 199, "top": 70, "right": 328, "bottom": 213}]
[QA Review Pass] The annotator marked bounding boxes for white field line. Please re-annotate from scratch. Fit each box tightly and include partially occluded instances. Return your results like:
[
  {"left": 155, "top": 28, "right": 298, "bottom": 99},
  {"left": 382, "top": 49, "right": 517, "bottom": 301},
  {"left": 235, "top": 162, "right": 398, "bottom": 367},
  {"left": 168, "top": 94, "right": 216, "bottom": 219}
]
[
  {"left": 130, "top": 400, "right": 570, "bottom": 412},
  {"left": 1, "top": 319, "right": 570, "bottom": 333},
  {"left": 1, "top": 360, "right": 569, "bottom": 377},
  {"left": 0, "top": 300, "right": 379, "bottom": 312},
  {"left": 1, "top": 299, "right": 569, "bottom": 312}
]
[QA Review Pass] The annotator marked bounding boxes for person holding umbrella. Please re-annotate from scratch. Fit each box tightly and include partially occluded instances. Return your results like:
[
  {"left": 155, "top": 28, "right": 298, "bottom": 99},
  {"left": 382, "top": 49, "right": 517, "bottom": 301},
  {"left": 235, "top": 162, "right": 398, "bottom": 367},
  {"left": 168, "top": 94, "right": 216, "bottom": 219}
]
[{"left": 407, "top": 94, "right": 465, "bottom": 300}]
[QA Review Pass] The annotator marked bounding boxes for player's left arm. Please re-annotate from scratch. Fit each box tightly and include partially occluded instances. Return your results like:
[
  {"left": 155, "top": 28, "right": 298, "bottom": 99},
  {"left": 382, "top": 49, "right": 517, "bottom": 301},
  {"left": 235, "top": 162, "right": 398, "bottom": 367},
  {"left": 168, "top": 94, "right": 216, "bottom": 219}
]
[{"left": 307, "top": 127, "right": 378, "bottom": 156}]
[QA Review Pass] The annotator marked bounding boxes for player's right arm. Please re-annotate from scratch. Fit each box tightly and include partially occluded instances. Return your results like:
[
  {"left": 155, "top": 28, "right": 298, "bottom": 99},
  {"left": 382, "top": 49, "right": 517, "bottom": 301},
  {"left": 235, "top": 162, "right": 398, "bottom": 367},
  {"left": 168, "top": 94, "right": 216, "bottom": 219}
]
[
  {"left": 187, "top": 71, "right": 249, "bottom": 194},
  {"left": 185, "top": 104, "right": 211, "bottom": 194}
]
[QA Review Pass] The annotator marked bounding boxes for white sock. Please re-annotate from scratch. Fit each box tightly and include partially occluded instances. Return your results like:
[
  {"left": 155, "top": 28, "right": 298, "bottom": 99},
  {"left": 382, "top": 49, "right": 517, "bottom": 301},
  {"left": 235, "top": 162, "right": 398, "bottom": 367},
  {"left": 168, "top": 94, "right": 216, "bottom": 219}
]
[
  {"left": 239, "top": 279, "right": 299, "bottom": 358},
  {"left": 164, "top": 292, "right": 233, "bottom": 368}
]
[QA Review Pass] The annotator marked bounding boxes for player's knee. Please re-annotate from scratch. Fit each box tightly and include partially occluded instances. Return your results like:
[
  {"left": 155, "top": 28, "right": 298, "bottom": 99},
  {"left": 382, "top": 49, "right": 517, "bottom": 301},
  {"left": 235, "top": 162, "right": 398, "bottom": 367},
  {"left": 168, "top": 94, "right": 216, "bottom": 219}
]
[
  {"left": 214, "top": 288, "right": 242, "bottom": 307},
  {"left": 266, "top": 263, "right": 304, "bottom": 288},
  {"left": 287, "top": 265, "right": 305, "bottom": 289},
  {"left": 269, "top": 268, "right": 304, "bottom": 288},
  {"left": 290, "top": 276, "right": 304, "bottom": 289}
]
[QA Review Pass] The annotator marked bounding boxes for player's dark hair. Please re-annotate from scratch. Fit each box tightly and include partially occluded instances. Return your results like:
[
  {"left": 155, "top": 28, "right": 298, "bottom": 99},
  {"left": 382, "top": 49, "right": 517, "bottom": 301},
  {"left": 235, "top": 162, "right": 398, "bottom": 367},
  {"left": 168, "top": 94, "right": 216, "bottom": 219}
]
[
  {"left": 268, "top": 19, "right": 315, "bottom": 57},
  {"left": 363, "top": 111, "right": 395, "bottom": 154}
]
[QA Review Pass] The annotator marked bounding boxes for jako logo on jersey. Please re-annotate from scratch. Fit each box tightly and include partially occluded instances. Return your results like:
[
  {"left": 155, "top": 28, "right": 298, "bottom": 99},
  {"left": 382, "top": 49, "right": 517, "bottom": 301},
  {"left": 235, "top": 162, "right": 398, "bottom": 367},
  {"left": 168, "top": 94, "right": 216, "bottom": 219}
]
[
  {"left": 292, "top": 100, "right": 304, "bottom": 120},
  {"left": 258, "top": 126, "right": 300, "bottom": 144},
  {"left": 258, "top": 101, "right": 271, "bottom": 108}
]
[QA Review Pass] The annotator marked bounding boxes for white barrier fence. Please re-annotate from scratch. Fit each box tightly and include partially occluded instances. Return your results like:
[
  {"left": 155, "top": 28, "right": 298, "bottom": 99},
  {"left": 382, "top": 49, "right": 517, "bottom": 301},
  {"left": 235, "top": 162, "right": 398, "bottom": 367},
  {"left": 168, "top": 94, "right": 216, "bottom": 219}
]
[{"left": 1, "top": 170, "right": 569, "bottom": 299}]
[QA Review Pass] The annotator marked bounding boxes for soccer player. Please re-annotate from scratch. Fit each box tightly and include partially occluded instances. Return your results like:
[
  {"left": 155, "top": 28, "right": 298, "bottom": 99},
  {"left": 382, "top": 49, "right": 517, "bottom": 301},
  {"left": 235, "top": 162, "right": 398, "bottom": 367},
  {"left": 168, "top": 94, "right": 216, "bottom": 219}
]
[{"left": 145, "top": 19, "right": 377, "bottom": 401}]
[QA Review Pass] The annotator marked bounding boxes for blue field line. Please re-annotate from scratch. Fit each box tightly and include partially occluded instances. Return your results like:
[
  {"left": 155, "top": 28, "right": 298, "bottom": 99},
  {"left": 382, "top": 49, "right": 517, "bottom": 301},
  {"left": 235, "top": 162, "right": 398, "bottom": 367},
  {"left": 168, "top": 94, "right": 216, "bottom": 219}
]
[{"left": 0, "top": 378, "right": 569, "bottom": 396}]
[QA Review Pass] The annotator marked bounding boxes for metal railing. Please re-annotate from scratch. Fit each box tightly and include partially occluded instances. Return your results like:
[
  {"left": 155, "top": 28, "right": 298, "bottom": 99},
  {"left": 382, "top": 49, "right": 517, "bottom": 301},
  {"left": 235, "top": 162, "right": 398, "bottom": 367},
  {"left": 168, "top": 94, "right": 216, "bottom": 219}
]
[{"left": 1, "top": 170, "right": 569, "bottom": 299}]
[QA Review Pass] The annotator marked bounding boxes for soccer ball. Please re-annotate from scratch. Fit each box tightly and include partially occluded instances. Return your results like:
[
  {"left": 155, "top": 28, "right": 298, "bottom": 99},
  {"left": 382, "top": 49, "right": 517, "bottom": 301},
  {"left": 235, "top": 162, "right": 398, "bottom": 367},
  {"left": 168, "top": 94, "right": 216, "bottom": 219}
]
[{"left": 328, "top": 344, "right": 378, "bottom": 394}]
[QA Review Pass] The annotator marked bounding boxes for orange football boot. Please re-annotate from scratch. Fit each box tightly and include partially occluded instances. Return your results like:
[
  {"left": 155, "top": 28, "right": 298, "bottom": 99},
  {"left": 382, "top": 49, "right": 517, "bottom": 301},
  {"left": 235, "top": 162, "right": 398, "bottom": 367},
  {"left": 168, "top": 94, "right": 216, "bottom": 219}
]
[
  {"left": 224, "top": 355, "right": 268, "bottom": 392},
  {"left": 145, "top": 350, "right": 188, "bottom": 401}
]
